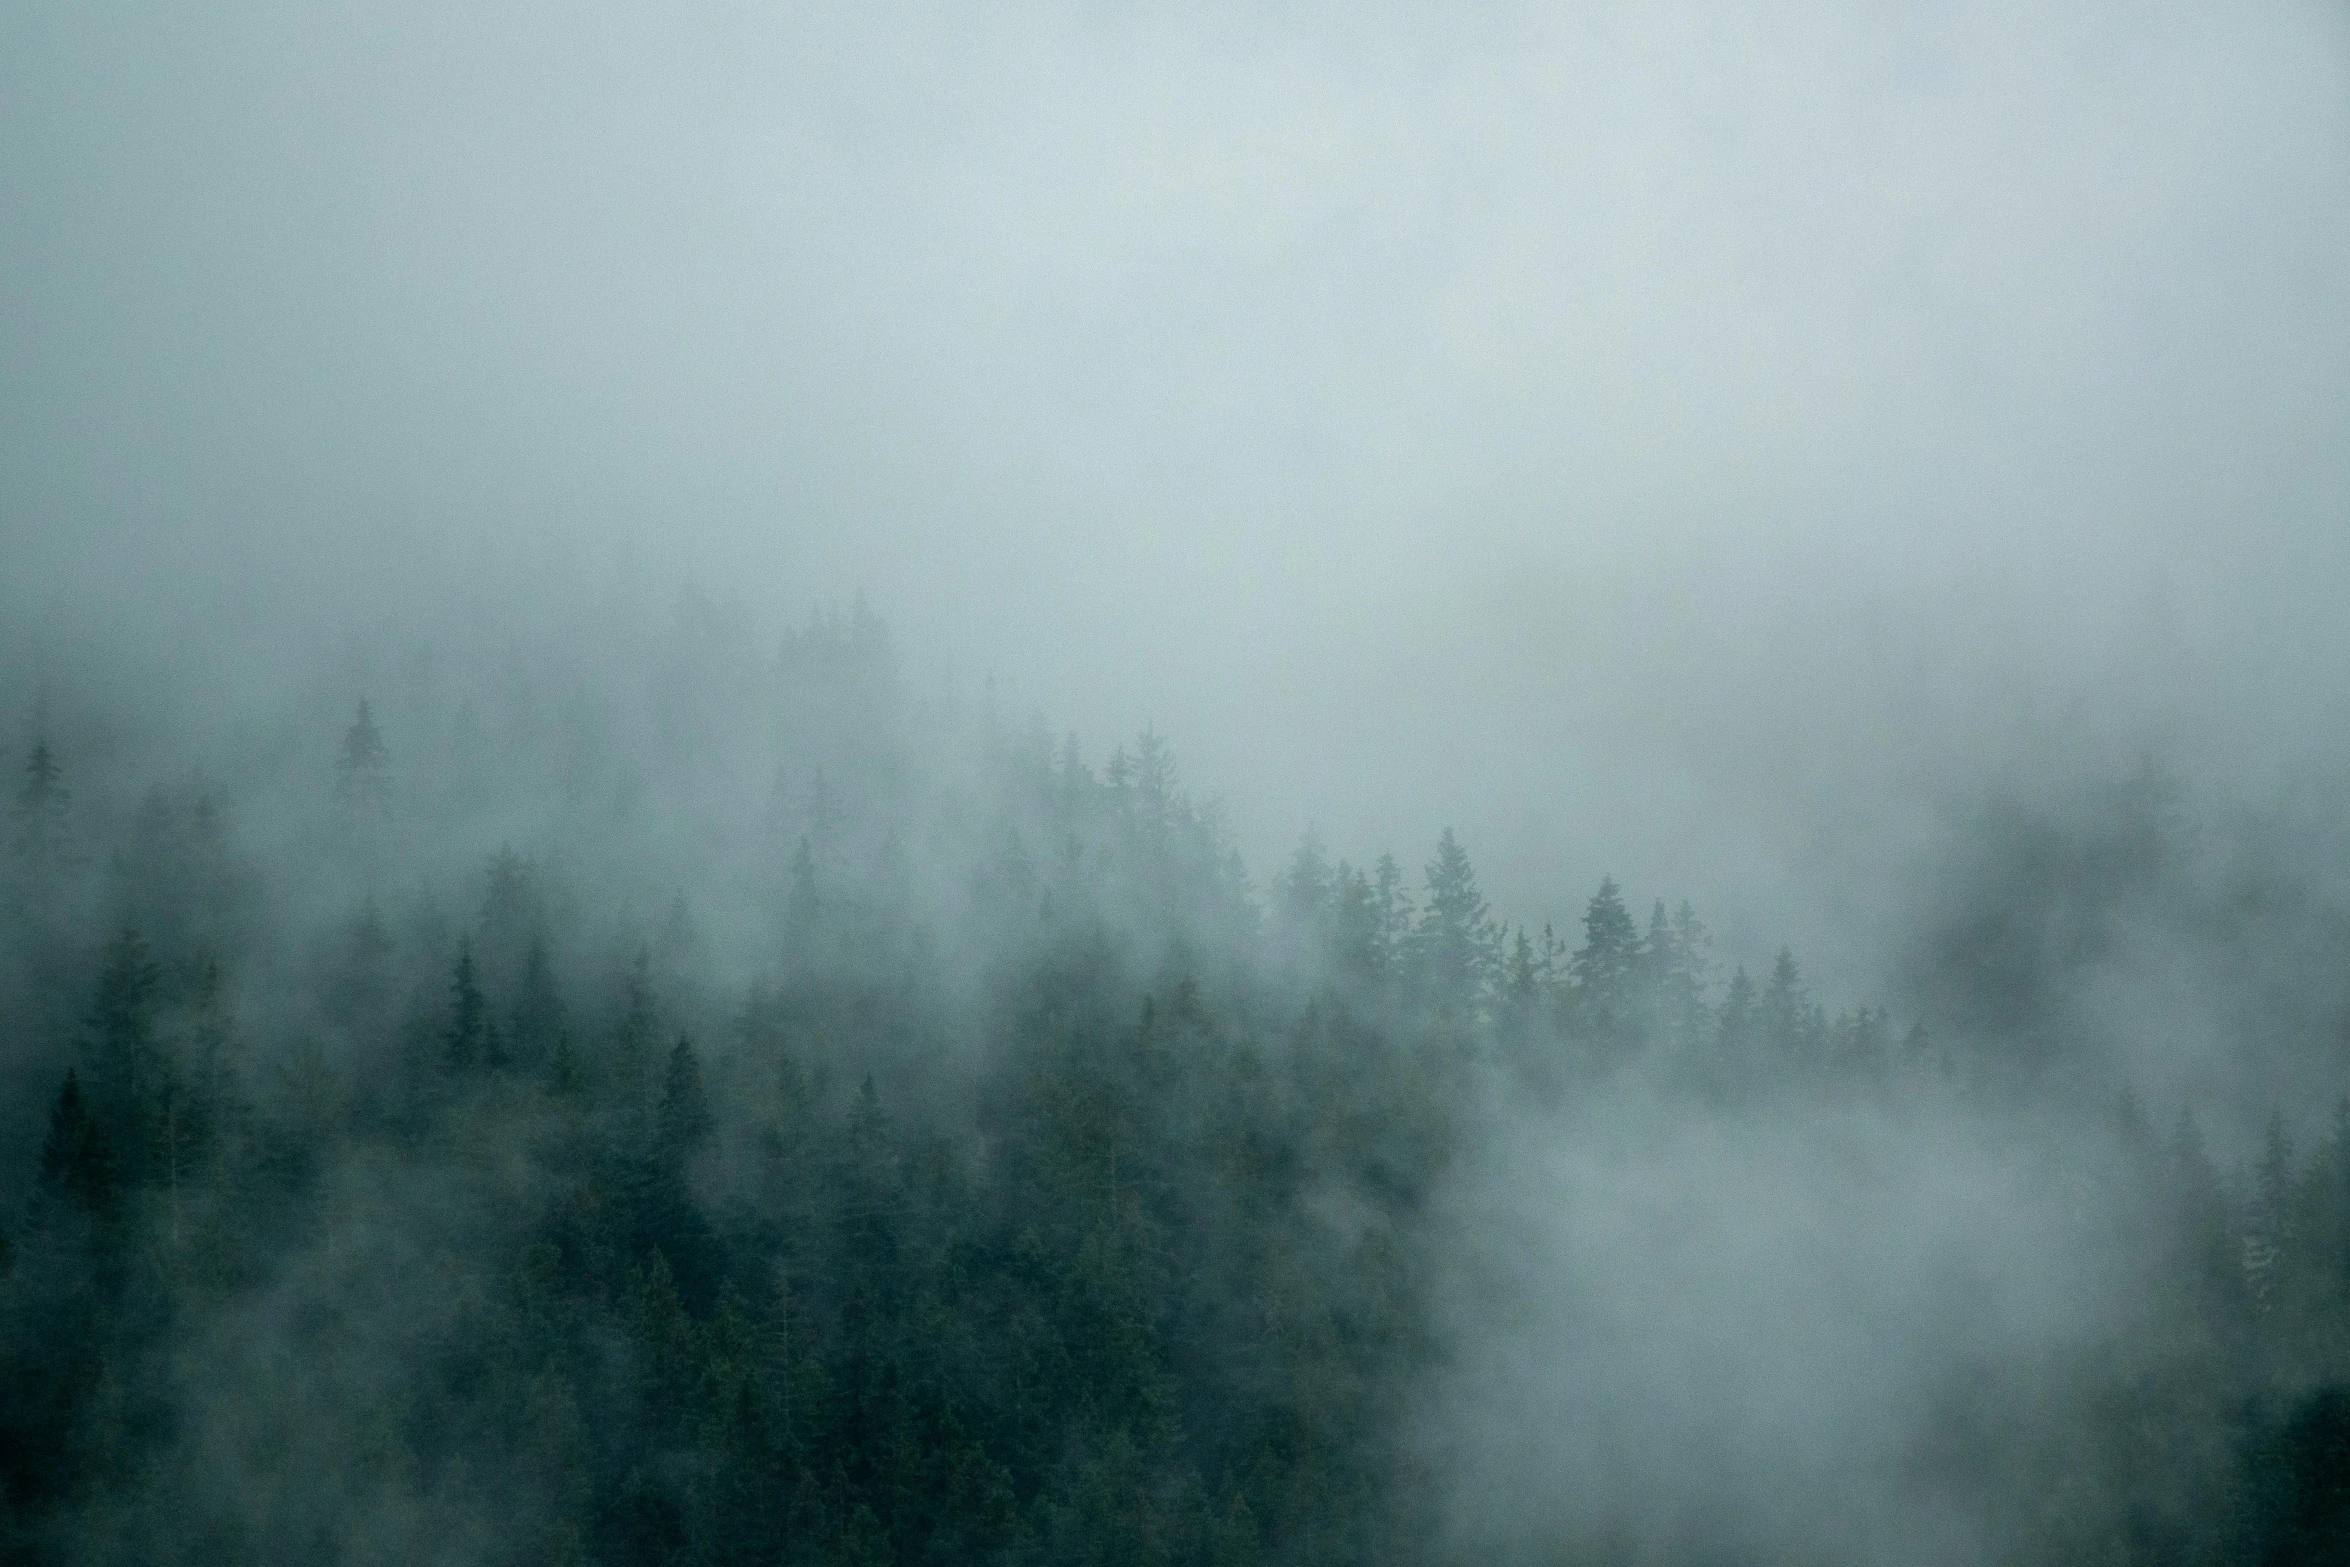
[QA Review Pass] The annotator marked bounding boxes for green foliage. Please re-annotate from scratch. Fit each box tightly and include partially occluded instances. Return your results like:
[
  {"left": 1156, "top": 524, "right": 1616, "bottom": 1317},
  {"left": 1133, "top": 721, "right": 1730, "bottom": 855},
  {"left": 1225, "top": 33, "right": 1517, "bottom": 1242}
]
[
  {"left": 5, "top": 624, "right": 2349, "bottom": 1567},
  {"left": 1412, "top": 829, "right": 1497, "bottom": 1026},
  {"left": 38, "top": 1070, "right": 115, "bottom": 1223}
]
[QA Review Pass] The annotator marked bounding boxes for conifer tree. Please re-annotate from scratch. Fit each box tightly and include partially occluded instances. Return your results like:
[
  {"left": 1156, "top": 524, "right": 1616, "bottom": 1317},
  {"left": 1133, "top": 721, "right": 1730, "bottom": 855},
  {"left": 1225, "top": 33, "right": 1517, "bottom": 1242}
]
[
  {"left": 548, "top": 1028, "right": 583, "bottom": 1102},
  {"left": 12, "top": 726, "right": 70, "bottom": 877},
  {"left": 1650, "top": 900, "right": 1712, "bottom": 1059},
  {"left": 336, "top": 699, "right": 390, "bottom": 813},
  {"left": 444, "top": 939, "right": 489, "bottom": 1072},
  {"left": 1570, "top": 877, "right": 1640, "bottom": 1058},
  {"left": 509, "top": 933, "right": 567, "bottom": 1072},
  {"left": 2255, "top": 1110, "right": 2298, "bottom": 1271},
  {"left": 1499, "top": 927, "right": 1552, "bottom": 1060},
  {"left": 1413, "top": 830, "right": 1496, "bottom": 1025},
  {"left": 1759, "top": 948, "right": 1816, "bottom": 1073},
  {"left": 658, "top": 1035, "right": 713, "bottom": 1159},
  {"left": 785, "top": 837, "right": 821, "bottom": 947},
  {"left": 37, "top": 1069, "right": 114, "bottom": 1222},
  {"left": 1714, "top": 965, "right": 1758, "bottom": 1090},
  {"left": 1327, "top": 862, "right": 1381, "bottom": 982},
  {"left": 610, "top": 949, "right": 658, "bottom": 1116},
  {"left": 1276, "top": 830, "right": 1333, "bottom": 936},
  {"left": 85, "top": 926, "right": 165, "bottom": 1181},
  {"left": 1123, "top": 729, "right": 1175, "bottom": 838},
  {"left": 1372, "top": 852, "right": 1409, "bottom": 958}
]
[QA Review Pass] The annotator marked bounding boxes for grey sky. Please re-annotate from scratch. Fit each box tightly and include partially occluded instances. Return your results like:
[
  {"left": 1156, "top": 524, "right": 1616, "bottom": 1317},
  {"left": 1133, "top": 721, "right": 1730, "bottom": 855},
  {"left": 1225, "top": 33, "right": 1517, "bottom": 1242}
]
[{"left": 7, "top": 0, "right": 2350, "bottom": 991}]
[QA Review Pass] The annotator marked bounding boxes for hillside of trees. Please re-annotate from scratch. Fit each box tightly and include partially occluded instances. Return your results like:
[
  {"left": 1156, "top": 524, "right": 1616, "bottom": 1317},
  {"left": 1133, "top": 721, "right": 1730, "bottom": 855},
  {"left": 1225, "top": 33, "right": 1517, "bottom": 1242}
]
[{"left": 5, "top": 601, "right": 2350, "bottom": 1565}]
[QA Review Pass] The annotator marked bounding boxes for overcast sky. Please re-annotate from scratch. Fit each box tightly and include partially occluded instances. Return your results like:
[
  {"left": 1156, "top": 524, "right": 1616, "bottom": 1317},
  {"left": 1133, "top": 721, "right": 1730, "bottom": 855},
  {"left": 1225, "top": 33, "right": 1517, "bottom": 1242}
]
[{"left": 7, "top": 0, "right": 2350, "bottom": 990}]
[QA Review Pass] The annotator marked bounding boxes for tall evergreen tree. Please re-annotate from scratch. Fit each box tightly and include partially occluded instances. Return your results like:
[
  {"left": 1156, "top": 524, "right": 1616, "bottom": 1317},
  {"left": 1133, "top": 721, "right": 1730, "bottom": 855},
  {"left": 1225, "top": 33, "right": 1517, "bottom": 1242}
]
[
  {"left": 1371, "top": 853, "right": 1410, "bottom": 965},
  {"left": 1328, "top": 862, "right": 1383, "bottom": 983},
  {"left": 12, "top": 727, "right": 70, "bottom": 877},
  {"left": 1412, "top": 830, "right": 1496, "bottom": 1025},
  {"left": 785, "top": 837, "right": 822, "bottom": 949},
  {"left": 84, "top": 926, "right": 165, "bottom": 1182},
  {"left": 610, "top": 949, "right": 658, "bottom": 1117},
  {"left": 444, "top": 938, "right": 489, "bottom": 1072},
  {"left": 1759, "top": 948, "right": 1816, "bottom": 1073},
  {"left": 335, "top": 699, "right": 390, "bottom": 813},
  {"left": 1714, "top": 964, "right": 1758, "bottom": 1091},
  {"left": 658, "top": 1035, "right": 713, "bottom": 1160},
  {"left": 37, "top": 1069, "right": 114, "bottom": 1222},
  {"left": 1569, "top": 877, "right": 1640, "bottom": 1059},
  {"left": 1276, "top": 830, "right": 1334, "bottom": 937},
  {"left": 509, "top": 933, "right": 567, "bottom": 1072}
]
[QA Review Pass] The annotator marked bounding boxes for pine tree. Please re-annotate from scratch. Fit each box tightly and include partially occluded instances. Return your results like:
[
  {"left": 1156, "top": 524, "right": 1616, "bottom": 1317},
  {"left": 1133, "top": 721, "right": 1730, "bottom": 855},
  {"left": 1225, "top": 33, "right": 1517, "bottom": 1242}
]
[
  {"left": 37, "top": 1069, "right": 115, "bottom": 1222},
  {"left": 1275, "top": 832, "right": 1334, "bottom": 964},
  {"left": 1129, "top": 729, "right": 1175, "bottom": 836},
  {"left": 336, "top": 699, "right": 390, "bottom": 813},
  {"left": 548, "top": 1028, "right": 583, "bottom": 1102},
  {"left": 1652, "top": 900, "right": 1712, "bottom": 1060},
  {"left": 2254, "top": 1109, "right": 2298, "bottom": 1289},
  {"left": 1570, "top": 877, "right": 1640, "bottom": 1057},
  {"left": 10, "top": 719, "right": 73, "bottom": 898},
  {"left": 799, "top": 769, "right": 843, "bottom": 858},
  {"left": 658, "top": 1035, "right": 713, "bottom": 1159},
  {"left": 1829, "top": 1007, "right": 1889, "bottom": 1082},
  {"left": 1372, "top": 853, "right": 1410, "bottom": 960},
  {"left": 85, "top": 925, "right": 165, "bottom": 1182},
  {"left": 161, "top": 957, "right": 238, "bottom": 1250},
  {"left": 610, "top": 949, "right": 658, "bottom": 1116},
  {"left": 785, "top": 837, "right": 822, "bottom": 947},
  {"left": 1412, "top": 830, "right": 1496, "bottom": 1025},
  {"left": 1328, "top": 863, "right": 1382, "bottom": 982},
  {"left": 1714, "top": 965, "right": 1757, "bottom": 1091},
  {"left": 1759, "top": 948, "right": 1817, "bottom": 1076},
  {"left": 444, "top": 939, "right": 489, "bottom": 1072},
  {"left": 1899, "top": 1018, "right": 1941, "bottom": 1079},
  {"left": 1499, "top": 927, "right": 1552, "bottom": 1058},
  {"left": 509, "top": 934, "right": 567, "bottom": 1072}
]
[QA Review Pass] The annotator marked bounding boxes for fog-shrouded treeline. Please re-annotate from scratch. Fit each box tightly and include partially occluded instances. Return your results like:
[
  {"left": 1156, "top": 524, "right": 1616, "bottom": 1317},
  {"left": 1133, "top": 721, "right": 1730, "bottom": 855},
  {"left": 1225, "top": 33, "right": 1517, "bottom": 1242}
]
[{"left": 7, "top": 598, "right": 2350, "bottom": 1566}]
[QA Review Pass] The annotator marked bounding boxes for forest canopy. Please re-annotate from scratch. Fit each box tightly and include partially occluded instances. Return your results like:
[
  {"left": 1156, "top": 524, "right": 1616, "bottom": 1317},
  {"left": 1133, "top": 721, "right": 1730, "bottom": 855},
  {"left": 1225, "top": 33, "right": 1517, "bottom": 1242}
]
[{"left": 2, "top": 599, "right": 2349, "bottom": 1566}]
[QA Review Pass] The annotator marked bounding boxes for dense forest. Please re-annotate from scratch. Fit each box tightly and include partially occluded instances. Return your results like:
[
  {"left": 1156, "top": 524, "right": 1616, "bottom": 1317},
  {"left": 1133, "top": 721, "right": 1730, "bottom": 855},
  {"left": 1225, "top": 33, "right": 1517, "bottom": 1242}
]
[{"left": 4, "top": 600, "right": 2350, "bottom": 1566}]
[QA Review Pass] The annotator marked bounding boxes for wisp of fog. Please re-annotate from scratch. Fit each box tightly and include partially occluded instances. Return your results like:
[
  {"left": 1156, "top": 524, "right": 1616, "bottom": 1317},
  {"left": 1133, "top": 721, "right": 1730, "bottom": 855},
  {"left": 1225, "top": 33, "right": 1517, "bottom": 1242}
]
[{"left": 6, "top": 1, "right": 2350, "bottom": 1563}]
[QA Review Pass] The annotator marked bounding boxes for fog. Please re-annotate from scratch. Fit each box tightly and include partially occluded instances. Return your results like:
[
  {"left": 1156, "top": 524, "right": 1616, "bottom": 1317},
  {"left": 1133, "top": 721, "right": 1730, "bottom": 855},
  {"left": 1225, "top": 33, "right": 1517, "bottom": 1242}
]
[
  {"left": 8, "top": 1, "right": 2350, "bottom": 1563},
  {"left": 13, "top": 0, "right": 2350, "bottom": 955}
]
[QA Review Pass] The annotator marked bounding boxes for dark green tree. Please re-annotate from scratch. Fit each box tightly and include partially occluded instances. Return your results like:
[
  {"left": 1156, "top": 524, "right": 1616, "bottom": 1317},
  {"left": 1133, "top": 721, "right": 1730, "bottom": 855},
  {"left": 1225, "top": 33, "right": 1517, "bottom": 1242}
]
[
  {"left": 85, "top": 925, "right": 165, "bottom": 1181},
  {"left": 335, "top": 698, "right": 390, "bottom": 813},
  {"left": 37, "top": 1070, "right": 115, "bottom": 1222},
  {"left": 444, "top": 938, "right": 489, "bottom": 1072},
  {"left": 1569, "top": 877, "right": 1640, "bottom": 1058},
  {"left": 1759, "top": 948, "right": 1817, "bottom": 1073},
  {"left": 11, "top": 725, "right": 70, "bottom": 879},
  {"left": 657, "top": 1035, "right": 713, "bottom": 1159},
  {"left": 609, "top": 948, "right": 658, "bottom": 1118},
  {"left": 1410, "top": 830, "right": 1495, "bottom": 1025},
  {"left": 1276, "top": 830, "right": 1333, "bottom": 938},
  {"left": 1328, "top": 863, "right": 1382, "bottom": 982},
  {"left": 508, "top": 933, "right": 566, "bottom": 1073}
]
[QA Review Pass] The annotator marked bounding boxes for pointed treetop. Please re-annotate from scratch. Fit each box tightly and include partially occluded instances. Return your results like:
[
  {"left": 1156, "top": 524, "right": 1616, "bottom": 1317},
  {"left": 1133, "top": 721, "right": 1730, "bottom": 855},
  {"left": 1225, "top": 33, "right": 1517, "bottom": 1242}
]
[
  {"left": 658, "top": 1034, "right": 713, "bottom": 1156},
  {"left": 40, "top": 1068, "right": 114, "bottom": 1219},
  {"left": 1278, "top": 828, "right": 1334, "bottom": 929},
  {"left": 337, "top": 698, "right": 390, "bottom": 811},
  {"left": 19, "top": 733, "right": 61, "bottom": 810}
]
